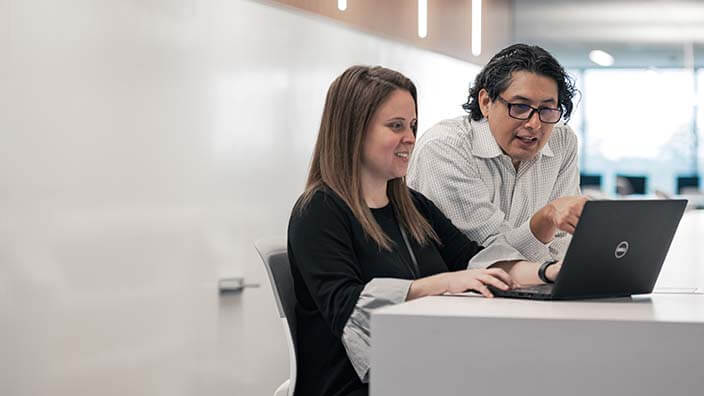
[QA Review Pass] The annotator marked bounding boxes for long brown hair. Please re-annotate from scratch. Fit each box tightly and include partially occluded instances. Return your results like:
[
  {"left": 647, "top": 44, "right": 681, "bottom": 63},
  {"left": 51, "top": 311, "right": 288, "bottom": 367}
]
[{"left": 297, "top": 65, "right": 439, "bottom": 250}]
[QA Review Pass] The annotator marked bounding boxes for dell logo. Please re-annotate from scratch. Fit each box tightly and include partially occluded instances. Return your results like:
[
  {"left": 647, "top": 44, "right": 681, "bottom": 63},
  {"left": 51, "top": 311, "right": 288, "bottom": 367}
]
[{"left": 615, "top": 241, "right": 629, "bottom": 259}]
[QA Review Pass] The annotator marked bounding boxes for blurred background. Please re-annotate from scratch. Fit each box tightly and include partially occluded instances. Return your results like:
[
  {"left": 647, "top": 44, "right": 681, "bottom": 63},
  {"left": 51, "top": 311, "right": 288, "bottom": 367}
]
[
  {"left": 515, "top": 1, "right": 704, "bottom": 198},
  {"left": 1, "top": 1, "right": 702, "bottom": 395}
]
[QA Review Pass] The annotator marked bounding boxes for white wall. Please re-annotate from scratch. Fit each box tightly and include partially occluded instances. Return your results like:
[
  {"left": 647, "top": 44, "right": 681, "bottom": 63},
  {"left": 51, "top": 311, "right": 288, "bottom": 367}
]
[{"left": 0, "top": 0, "right": 479, "bottom": 394}]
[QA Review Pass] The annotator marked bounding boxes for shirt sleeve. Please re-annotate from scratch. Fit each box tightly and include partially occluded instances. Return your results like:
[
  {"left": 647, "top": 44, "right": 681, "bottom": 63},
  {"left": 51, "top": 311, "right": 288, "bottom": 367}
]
[
  {"left": 502, "top": 221, "right": 552, "bottom": 262},
  {"left": 341, "top": 278, "right": 412, "bottom": 383},
  {"left": 467, "top": 237, "right": 527, "bottom": 269},
  {"left": 289, "top": 192, "right": 413, "bottom": 383},
  {"left": 288, "top": 194, "right": 366, "bottom": 338},
  {"left": 545, "top": 126, "right": 581, "bottom": 259},
  {"left": 408, "top": 134, "right": 550, "bottom": 262}
]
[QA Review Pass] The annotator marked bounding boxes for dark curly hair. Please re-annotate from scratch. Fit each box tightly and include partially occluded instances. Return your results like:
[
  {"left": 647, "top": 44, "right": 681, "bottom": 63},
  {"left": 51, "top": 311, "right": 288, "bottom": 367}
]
[{"left": 463, "top": 44, "right": 577, "bottom": 122}]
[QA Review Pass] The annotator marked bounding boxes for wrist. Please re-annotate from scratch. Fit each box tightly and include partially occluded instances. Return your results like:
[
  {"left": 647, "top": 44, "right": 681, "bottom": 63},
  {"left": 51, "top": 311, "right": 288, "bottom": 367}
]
[
  {"left": 538, "top": 260, "right": 559, "bottom": 283},
  {"left": 538, "top": 260, "right": 557, "bottom": 283},
  {"left": 408, "top": 273, "right": 449, "bottom": 300},
  {"left": 530, "top": 206, "right": 557, "bottom": 244},
  {"left": 439, "top": 272, "right": 451, "bottom": 295},
  {"left": 546, "top": 262, "right": 560, "bottom": 281}
]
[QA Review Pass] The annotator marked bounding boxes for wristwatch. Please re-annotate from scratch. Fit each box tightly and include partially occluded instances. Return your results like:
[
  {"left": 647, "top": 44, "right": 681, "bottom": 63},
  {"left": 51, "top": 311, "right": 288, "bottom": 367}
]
[{"left": 538, "top": 260, "right": 559, "bottom": 284}]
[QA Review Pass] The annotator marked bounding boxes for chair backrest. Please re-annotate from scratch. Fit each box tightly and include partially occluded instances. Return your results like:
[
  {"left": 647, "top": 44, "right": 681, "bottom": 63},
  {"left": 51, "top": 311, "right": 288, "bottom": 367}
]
[
  {"left": 255, "top": 237, "right": 297, "bottom": 395},
  {"left": 255, "top": 237, "right": 297, "bottom": 323}
]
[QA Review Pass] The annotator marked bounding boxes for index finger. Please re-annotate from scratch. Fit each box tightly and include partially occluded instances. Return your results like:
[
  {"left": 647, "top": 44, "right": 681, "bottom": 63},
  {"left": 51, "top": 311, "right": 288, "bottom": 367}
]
[{"left": 571, "top": 197, "right": 588, "bottom": 216}]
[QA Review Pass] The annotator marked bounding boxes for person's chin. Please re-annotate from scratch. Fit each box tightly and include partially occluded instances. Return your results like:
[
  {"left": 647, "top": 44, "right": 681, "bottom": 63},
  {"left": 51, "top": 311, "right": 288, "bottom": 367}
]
[
  {"left": 509, "top": 149, "right": 538, "bottom": 162},
  {"left": 392, "top": 169, "right": 408, "bottom": 180},
  {"left": 512, "top": 142, "right": 541, "bottom": 157}
]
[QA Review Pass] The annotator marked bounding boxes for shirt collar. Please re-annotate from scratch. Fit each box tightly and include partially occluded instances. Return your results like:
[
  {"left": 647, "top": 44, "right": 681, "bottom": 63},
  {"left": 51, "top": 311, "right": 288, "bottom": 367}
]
[{"left": 469, "top": 117, "right": 554, "bottom": 159}]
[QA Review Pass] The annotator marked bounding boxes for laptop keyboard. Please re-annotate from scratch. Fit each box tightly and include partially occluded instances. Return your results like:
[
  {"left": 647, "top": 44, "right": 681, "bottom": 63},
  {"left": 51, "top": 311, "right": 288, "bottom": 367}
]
[
  {"left": 512, "top": 284, "right": 554, "bottom": 294},
  {"left": 488, "top": 283, "right": 554, "bottom": 297}
]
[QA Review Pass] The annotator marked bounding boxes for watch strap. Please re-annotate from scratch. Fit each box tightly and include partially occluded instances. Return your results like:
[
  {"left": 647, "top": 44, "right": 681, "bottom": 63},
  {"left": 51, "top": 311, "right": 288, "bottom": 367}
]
[{"left": 538, "top": 260, "right": 559, "bottom": 284}]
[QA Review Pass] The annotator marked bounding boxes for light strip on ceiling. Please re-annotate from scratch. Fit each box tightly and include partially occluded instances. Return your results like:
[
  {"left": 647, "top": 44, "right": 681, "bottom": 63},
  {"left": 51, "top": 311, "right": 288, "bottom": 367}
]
[
  {"left": 472, "top": 0, "right": 482, "bottom": 56},
  {"left": 418, "top": 0, "right": 428, "bottom": 38}
]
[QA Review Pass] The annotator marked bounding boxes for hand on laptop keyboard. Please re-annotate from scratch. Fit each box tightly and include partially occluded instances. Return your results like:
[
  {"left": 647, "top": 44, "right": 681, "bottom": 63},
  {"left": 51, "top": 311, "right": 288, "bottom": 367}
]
[{"left": 445, "top": 268, "right": 518, "bottom": 298}]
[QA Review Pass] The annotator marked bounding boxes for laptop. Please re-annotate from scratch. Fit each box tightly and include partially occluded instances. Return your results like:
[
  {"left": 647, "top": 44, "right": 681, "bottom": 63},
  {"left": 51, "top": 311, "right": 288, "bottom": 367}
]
[{"left": 489, "top": 199, "right": 687, "bottom": 300}]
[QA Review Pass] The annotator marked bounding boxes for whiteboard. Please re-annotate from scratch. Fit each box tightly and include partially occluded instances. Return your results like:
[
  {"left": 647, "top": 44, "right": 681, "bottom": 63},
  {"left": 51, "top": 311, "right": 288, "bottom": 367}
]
[{"left": 0, "top": 0, "right": 479, "bottom": 394}]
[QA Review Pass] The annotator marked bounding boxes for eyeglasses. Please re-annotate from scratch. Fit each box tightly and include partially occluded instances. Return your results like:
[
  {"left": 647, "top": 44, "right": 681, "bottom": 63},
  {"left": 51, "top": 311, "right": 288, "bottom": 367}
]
[{"left": 496, "top": 96, "right": 563, "bottom": 124}]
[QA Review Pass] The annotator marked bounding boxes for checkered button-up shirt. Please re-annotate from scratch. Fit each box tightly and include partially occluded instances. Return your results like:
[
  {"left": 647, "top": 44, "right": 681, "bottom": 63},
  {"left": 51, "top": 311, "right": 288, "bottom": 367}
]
[{"left": 407, "top": 116, "right": 581, "bottom": 262}]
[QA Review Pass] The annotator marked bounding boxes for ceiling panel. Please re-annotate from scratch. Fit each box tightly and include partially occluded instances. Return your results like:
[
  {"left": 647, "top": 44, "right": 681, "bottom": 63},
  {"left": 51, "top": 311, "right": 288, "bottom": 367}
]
[{"left": 513, "top": 0, "right": 704, "bottom": 68}]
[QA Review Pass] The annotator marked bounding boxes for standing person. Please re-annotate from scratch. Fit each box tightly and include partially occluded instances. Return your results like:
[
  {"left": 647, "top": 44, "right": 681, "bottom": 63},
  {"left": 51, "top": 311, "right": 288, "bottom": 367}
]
[
  {"left": 288, "top": 65, "right": 553, "bottom": 396},
  {"left": 408, "top": 43, "right": 587, "bottom": 264}
]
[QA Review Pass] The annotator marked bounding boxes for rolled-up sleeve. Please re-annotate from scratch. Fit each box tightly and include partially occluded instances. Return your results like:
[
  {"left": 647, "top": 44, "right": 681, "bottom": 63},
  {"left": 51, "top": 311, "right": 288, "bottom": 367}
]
[
  {"left": 468, "top": 236, "right": 527, "bottom": 269},
  {"left": 503, "top": 220, "right": 551, "bottom": 262},
  {"left": 341, "top": 278, "right": 412, "bottom": 383},
  {"left": 548, "top": 231, "right": 572, "bottom": 259}
]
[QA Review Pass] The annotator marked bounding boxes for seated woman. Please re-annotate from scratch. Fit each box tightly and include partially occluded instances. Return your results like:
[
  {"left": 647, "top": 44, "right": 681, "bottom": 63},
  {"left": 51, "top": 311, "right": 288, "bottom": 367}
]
[{"left": 288, "top": 65, "right": 561, "bottom": 396}]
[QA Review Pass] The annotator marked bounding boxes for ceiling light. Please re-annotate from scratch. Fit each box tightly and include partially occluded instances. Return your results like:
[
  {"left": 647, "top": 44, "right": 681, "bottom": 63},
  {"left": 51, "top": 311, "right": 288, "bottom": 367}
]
[
  {"left": 472, "top": 0, "right": 482, "bottom": 56},
  {"left": 418, "top": 0, "right": 427, "bottom": 38},
  {"left": 338, "top": 0, "right": 347, "bottom": 11},
  {"left": 589, "top": 50, "right": 614, "bottom": 66}
]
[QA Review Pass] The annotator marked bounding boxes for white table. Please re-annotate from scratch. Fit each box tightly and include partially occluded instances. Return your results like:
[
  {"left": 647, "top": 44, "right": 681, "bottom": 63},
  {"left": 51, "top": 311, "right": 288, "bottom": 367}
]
[
  {"left": 371, "top": 211, "right": 704, "bottom": 396},
  {"left": 657, "top": 210, "right": 704, "bottom": 289},
  {"left": 371, "top": 294, "right": 704, "bottom": 396}
]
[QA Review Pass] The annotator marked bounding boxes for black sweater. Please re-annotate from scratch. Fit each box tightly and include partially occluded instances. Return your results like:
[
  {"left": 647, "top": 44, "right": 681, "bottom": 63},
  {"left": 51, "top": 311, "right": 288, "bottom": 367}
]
[{"left": 287, "top": 187, "right": 483, "bottom": 396}]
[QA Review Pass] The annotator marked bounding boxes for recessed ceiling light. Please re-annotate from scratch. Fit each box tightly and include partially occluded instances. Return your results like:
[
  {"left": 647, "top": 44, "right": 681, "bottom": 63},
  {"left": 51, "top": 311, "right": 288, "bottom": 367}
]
[{"left": 589, "top": 50, "right": 614, "bottom": 66}]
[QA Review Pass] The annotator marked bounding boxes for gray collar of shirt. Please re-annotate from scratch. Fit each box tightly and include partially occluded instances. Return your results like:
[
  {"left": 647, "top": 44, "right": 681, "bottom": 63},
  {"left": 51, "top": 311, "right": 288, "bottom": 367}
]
[{"left": 468, "top": 117, "right": 555, "bottom": 159}]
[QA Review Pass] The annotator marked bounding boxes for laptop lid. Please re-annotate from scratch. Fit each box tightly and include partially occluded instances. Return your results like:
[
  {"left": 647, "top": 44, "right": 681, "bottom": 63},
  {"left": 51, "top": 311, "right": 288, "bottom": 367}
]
[{"left": 551, "top": 199, "right": 687, "bottom": 299}]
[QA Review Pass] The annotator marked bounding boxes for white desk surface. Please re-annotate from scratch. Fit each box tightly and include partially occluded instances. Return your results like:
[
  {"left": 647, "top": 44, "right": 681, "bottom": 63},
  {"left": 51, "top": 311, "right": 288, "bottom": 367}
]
[
  {"left": 376, "top": 293, "right": 704, "bottom": 324},
  {"left": 657, "top": 209, "right": 704, "bottom": 288}
]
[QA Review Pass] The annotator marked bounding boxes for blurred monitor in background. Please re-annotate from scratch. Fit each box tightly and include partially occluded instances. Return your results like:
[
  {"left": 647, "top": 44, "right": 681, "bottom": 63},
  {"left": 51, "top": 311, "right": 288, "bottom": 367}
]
[
  {"left": 677, "top": 175, "right": 701, "bottom": 195},
  {"left": 579, "top": 173, "right": 602, "bottom": 193},
  {"left": 616, "top": 175, "right": 647, "bottom": 196}
]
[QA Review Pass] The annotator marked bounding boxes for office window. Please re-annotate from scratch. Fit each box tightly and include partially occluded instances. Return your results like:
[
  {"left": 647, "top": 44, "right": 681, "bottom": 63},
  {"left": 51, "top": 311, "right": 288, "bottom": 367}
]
[
  {"left": 698, "top": 69, "right": 704, "bottom": 179},
  {"left": 565, "top": 69, "right": 584, "bottom": 159},
  {"left": 582, "top": 69, "right": 696, "bottom": 194}
]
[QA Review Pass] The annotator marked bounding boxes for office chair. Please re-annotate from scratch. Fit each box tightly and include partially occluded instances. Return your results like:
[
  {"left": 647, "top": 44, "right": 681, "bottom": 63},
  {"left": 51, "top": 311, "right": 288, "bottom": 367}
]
[
  {"left": 255, "top": 237, "right": 297, "bottom": 396},
  {"left": 676, "top": 175, "right": 700, "bottom": 195}
]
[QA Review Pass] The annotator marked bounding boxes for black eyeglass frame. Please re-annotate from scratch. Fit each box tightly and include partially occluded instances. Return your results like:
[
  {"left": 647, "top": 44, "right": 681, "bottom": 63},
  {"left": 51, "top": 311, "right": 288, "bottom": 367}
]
[{"left": 495, "top": 96, "right": 563, "bottom": 124}]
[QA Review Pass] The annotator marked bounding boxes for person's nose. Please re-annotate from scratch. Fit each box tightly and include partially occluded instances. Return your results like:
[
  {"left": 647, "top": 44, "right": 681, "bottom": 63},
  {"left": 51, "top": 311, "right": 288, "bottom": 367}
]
[
  {"left": 402, "top": 127, "right": 416, "bottom": 145},
  {"left": 524, "top": 110, "right": 542, "bottom": 130}
]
